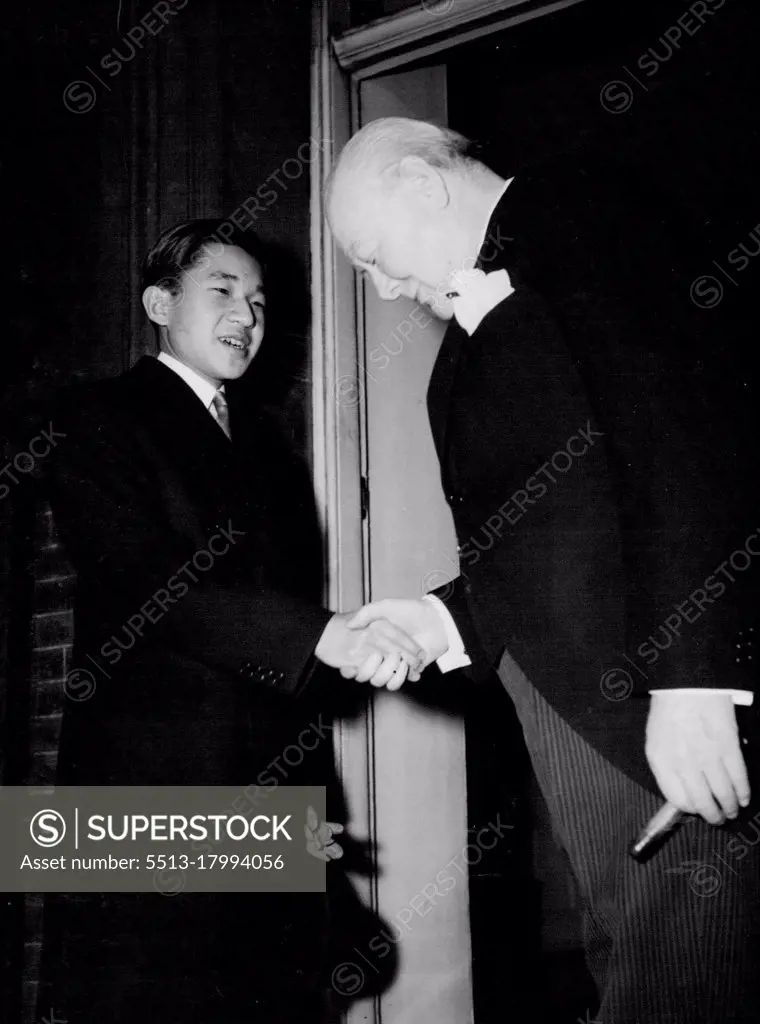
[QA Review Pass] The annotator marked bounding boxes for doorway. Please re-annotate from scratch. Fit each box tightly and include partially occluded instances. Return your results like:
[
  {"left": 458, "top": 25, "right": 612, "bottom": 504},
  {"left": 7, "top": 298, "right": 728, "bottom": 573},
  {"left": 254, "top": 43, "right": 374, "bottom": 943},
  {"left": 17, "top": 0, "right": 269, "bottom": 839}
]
[
  {"left": 310, "top": 3, "right": 595, "bottom": 1023},
  {"left": 355, "top": 55, "right": 590, "bottom": 1024}
]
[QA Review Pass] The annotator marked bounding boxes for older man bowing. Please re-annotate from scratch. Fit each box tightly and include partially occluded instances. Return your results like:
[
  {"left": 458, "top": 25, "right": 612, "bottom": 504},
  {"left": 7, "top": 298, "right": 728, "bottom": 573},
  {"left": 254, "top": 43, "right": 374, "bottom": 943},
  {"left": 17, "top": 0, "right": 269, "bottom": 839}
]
[{"left": 327, "top": 117, "right": 760, "bottom": 1024}]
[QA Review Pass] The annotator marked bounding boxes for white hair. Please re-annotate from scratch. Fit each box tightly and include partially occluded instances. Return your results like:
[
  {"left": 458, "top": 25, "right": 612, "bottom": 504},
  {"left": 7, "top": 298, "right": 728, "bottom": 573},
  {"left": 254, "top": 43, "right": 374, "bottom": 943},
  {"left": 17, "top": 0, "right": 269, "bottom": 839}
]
[{"left": 325, "top": 116, "right": 474, "bottom": 209}]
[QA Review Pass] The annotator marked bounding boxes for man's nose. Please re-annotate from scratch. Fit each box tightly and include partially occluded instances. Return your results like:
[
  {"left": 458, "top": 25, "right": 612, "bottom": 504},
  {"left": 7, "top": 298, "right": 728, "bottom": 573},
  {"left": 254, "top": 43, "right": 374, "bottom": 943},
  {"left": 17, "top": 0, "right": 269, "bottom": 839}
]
[
  {"left": 368, "top": 267, "right": 414, "bottom": 302},
  {"left": 229, "top": 299, "right": 255, "bottom": 327}
]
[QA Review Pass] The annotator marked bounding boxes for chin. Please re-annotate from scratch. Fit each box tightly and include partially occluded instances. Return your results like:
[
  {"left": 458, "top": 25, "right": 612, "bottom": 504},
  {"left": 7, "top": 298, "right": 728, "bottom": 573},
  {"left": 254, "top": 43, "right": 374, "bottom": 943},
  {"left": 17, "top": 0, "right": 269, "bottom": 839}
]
[
  {"left": 222, "top": 361, "right": 253, "bottom": 380},
  {"left": 418, "top": 288, "right": 455, "bottom": 321},
  {"left": 215, "top": 343, "right": 261, "bottom": 380},
  {"left": 423, "top": 298, "right": 455, "bottom": 321}
]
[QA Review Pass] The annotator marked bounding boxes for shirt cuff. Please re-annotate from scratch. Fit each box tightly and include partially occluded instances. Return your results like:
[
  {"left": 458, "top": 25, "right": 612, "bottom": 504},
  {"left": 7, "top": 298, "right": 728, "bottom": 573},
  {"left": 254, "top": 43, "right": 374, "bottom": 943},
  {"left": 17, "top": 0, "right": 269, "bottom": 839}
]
[
  {"left": 422, "top": 594, "right": 472, "bottom": 672},
  {"left": 649, "top": 688, "right": 754, "bottom": 706}
]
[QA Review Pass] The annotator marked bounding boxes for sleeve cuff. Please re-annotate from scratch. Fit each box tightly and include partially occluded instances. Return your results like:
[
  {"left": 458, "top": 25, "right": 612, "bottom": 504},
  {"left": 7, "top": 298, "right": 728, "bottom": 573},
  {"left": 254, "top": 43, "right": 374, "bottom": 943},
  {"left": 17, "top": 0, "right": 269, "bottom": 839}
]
[
  {"left": 422, "top": 594, "right": 471, "bottom": 672},
  {"left": 649, "top": 688, "right": 754, "bottom": 706}
]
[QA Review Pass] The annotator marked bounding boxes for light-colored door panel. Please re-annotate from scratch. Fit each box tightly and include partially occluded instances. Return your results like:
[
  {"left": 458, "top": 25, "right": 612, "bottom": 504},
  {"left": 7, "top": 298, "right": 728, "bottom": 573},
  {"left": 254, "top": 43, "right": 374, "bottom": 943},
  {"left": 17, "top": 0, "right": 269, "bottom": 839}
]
[{"left": 359, "top": 65, "right": 473, "bottom": 1024}]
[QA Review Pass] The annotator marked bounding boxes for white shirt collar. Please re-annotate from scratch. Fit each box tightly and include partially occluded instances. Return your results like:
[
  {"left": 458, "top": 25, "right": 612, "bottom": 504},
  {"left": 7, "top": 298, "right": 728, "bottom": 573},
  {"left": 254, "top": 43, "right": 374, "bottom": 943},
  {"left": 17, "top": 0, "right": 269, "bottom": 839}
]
[
  {"left": 476, "top": 177, "right": 513, "bottom": 260},
  {"left": 157, "top": 351, "right": 223, "bottom": 410},
  {"left": 451, "top": 177, "right": 515, "bottom": 336}
]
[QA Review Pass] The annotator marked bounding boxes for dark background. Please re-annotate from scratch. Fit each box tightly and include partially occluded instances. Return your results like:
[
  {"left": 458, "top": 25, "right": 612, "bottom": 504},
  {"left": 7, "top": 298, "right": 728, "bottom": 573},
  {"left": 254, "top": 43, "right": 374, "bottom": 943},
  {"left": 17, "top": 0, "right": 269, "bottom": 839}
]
[
  {"left": 450, "top": 0, "right": 760, "bottom": 264},
  {"left": 3, "top": 1, "right": 760, "bottom": 1022},
  {"left": 2, "top": 0, "right": 316, "bottom": 452}
]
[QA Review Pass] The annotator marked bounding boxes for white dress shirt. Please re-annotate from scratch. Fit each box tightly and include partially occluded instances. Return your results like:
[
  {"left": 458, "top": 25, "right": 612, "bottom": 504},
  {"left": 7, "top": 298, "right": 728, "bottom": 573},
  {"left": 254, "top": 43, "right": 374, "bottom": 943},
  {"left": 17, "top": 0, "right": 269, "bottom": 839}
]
[
  {"left": 157, "top": 351, "right": 227, "bottom": 425},
  {"left": 426, "top": 187, "right": 753, "bottom": 705}
]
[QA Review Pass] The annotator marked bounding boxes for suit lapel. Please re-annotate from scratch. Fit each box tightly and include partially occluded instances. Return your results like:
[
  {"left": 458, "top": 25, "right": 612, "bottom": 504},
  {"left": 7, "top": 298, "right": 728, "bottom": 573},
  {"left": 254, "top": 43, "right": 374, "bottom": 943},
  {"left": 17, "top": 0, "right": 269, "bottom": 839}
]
[
  {"left": 427, "top": 187, "right": 522, "bottom": 461},
  {"left": 123, "top": 357, "right": 244, "bottom": 513},
  {"left": 475, "top": 172, "right": 532, "bottom": 277},
  {"left": 427, "top": 317, "right": 468, "bottom": 463},
  {"left": 131, "top": 357, "right": 238, "bottom": 457}
]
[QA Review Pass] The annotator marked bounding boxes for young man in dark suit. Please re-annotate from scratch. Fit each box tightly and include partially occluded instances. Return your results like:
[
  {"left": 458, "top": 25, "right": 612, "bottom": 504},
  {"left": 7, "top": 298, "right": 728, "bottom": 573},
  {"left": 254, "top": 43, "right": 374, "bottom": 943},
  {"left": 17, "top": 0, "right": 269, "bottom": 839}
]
[
  {"left": 327, "top": 118, "right": 760, "bottom": 1023},
  {"left": 39, "top": 219, "right": 423, "bottom": 1024}
]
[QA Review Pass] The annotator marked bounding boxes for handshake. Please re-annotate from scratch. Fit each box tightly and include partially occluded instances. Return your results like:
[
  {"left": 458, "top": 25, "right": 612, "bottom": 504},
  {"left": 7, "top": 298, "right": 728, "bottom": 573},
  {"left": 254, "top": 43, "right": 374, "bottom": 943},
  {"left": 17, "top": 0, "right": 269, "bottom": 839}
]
[{"left": 314, "top": 598, "right": 450, "bottom": 690}]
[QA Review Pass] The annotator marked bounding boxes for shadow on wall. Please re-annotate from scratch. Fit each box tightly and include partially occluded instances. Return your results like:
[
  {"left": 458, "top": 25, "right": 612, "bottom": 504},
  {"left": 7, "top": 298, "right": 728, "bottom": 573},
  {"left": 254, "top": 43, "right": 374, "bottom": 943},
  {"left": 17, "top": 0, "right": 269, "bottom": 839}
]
[{"left": 228, "top": 239, "right": 313, "bottom": 455}]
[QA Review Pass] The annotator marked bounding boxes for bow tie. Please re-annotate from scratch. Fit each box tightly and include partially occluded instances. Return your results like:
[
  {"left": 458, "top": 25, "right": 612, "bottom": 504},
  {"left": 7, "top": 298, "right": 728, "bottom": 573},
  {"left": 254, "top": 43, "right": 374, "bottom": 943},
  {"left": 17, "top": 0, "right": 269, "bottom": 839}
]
[{"left": 447, "top": 266, "right": 515, "bottom": 336}]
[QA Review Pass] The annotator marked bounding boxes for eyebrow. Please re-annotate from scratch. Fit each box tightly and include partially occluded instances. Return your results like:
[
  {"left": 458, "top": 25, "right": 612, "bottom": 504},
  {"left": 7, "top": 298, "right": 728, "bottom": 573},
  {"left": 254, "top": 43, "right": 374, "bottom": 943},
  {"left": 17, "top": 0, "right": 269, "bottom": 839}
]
[
  {"left": 206, "top": 270, "right": 264, "bottom": 293},
  {"left": 207, "top": 271, "right": 239, "bottom": 282}
]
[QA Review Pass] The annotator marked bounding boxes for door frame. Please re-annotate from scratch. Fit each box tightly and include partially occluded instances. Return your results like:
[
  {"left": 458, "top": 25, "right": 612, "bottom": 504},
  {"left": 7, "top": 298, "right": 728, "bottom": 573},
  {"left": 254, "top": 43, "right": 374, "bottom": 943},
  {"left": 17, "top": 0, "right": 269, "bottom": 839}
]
[
  {"left": 310, "top": 0, "right": 590, "bottom": 598},
  {"left": 334, "top": 0, "right": 588, "bottom": 78},
  {"left": 309, "top": 2, "right": 588, "bottom": 1021}
]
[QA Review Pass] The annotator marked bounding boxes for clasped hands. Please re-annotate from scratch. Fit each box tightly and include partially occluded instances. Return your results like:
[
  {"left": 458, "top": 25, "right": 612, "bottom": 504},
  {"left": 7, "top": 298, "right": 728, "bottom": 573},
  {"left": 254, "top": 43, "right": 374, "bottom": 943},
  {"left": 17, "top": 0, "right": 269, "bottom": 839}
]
[{"left": 314, "top": 599, "right": 449, "bottom": 690}]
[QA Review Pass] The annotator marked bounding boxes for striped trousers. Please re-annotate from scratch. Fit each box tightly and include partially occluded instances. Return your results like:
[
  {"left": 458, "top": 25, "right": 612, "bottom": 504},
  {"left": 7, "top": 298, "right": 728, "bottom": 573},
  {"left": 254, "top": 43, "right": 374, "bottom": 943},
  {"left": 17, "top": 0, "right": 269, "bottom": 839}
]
[{"left": 497, "top": 649, "right": 760, "bottom": 1024}]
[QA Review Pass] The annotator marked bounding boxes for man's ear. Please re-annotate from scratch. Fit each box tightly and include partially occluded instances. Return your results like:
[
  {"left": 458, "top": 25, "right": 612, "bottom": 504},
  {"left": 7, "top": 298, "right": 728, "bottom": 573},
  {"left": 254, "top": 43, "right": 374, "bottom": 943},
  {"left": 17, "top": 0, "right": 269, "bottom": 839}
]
[
  {"left": 142, "top": 283, "right": 176, "bottom": 326},
  {"left": 396, "top": 155, "right": 450, "bottom": 210}
]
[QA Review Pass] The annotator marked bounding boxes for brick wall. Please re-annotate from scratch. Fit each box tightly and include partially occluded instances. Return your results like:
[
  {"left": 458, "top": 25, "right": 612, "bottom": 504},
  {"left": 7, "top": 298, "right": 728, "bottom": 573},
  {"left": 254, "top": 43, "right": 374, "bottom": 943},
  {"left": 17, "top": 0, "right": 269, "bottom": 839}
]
[
  {"left": 30, "top": 503, "right": 73, "bottom": 782},
  {"left": 22, "top": 501, "right": 75, "bottom": 1024}
]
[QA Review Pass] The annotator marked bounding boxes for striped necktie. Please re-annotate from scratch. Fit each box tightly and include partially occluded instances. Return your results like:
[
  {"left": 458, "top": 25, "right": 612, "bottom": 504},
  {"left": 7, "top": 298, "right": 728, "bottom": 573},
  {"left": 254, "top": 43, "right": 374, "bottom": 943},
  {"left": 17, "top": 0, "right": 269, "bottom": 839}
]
[{"left": 211, "top": 388, "right": 232, "bottom": 441}]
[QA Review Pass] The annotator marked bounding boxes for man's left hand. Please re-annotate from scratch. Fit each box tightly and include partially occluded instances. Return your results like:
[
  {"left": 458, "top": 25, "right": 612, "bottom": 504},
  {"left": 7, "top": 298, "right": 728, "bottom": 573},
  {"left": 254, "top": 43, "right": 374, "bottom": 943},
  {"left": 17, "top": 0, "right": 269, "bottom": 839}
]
[{"left": 646, "top": 691, "right": 751, "bottom": 825}]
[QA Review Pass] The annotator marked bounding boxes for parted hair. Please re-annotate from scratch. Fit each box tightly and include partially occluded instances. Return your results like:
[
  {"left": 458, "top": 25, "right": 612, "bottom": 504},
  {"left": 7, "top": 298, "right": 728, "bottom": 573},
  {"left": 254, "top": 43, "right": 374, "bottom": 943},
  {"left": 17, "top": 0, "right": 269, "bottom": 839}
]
[{"left": 141, "top": 218, "right": 268, "bottom": 296}]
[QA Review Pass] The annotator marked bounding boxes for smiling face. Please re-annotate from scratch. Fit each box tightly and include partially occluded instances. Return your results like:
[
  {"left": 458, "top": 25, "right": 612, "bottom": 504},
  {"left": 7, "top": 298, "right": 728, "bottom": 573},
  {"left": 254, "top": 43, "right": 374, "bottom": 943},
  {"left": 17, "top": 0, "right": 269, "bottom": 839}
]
[
  {"left": 328, "top": 160, "right": 471, "bottom": 321},
  {"left": 143, "top": 244, "right": 265, "bottom": 387}
]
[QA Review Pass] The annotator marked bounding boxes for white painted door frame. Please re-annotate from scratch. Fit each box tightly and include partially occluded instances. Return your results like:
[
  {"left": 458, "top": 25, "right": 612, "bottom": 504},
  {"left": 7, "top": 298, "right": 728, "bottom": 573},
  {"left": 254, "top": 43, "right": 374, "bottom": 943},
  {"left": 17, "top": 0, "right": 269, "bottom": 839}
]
[{"left": 309, "top": 3, "right": 588, "bottom": 1022}]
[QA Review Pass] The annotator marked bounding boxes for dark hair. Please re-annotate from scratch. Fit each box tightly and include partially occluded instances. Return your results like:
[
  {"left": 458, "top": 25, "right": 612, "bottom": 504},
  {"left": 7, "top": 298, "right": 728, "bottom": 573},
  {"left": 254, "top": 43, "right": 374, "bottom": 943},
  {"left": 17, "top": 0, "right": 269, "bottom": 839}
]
[{"left": 141, "top": 218, "right": 268, "bottom": 296}]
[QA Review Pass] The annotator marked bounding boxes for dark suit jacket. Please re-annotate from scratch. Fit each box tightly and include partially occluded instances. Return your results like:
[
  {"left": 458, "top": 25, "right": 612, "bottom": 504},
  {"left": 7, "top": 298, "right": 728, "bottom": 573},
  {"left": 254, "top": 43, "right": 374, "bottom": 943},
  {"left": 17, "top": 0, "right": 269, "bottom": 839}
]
[
  {"left": 429, "top": 155, "right": 759, "bottom": 794},
  {"left": 47, "top": 355, "right": 333, "bottom": 786},
  {"left": 40, "top": 356, "right": 335, "bottom": 1023}
]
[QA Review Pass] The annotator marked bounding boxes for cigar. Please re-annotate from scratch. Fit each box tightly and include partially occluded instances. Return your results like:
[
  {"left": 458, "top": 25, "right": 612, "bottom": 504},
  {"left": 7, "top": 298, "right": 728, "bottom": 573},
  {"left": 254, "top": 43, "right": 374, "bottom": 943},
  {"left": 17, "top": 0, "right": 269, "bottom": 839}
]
[{"left": 629, "top": 801, "right": 685, "bottom": 862}]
